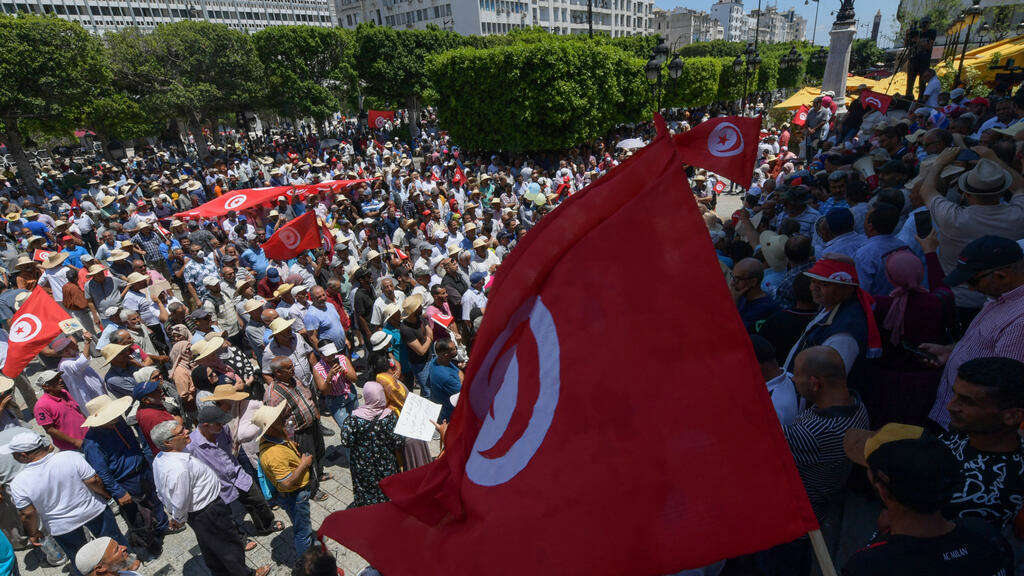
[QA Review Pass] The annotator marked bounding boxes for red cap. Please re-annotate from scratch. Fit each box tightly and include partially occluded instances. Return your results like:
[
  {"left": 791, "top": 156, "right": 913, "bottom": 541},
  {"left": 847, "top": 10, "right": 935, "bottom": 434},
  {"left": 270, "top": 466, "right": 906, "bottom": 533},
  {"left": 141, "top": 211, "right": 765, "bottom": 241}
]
[
  {"left": 804, "top": 258, "right": 882, "bottom": 358},
  {"left": 969, "top": 97, "right": 990, "bottom": 107},
  {"left": 61, "top": 235, "right": 74, "bottom": 242}
]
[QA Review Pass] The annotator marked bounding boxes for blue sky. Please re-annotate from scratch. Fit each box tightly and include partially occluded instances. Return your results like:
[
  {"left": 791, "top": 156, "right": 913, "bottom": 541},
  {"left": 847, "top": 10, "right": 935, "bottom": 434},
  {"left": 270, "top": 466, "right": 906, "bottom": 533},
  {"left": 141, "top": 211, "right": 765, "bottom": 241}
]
[{"left": 653, "top": 0, "right": 900, "bottom": 48}]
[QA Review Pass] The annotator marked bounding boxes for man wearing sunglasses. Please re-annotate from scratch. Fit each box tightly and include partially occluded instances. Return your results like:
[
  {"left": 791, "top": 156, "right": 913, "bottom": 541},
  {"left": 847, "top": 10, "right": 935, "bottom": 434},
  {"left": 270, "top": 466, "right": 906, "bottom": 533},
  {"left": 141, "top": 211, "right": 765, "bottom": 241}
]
[{"left": 923, "top": 236, "right": 1024, "bottom": 430}]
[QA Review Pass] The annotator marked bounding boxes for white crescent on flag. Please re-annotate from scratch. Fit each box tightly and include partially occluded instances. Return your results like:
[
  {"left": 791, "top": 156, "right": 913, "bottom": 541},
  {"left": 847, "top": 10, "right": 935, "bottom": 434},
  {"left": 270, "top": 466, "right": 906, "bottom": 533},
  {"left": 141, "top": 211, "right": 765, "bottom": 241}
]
[{"left": 707, "top": 122, "right": 744, "bottom": 158}]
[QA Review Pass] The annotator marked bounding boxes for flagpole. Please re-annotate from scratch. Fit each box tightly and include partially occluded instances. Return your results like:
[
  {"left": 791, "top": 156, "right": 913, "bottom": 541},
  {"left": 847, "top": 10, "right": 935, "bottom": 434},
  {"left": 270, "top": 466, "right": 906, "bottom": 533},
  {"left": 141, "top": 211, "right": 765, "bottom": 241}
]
[{"left": 808, "top": 529, "right": 839, "bottom": 576}]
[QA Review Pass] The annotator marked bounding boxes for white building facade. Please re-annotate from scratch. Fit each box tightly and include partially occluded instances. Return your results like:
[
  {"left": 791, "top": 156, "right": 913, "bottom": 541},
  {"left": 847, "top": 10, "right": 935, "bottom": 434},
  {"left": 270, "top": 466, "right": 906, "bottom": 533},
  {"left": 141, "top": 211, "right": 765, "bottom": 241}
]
[
  {"left": 0, "top": 0, "right": 335, "bottom": 33},
  {"left": 337, "top": 0, "right": 654, "bottom": 36},
  {"left": 710, "top": 0, "right": 751, "bottom": 42},
  {"left": 653, "top": 7, "right": 723, "bottom": 48}
]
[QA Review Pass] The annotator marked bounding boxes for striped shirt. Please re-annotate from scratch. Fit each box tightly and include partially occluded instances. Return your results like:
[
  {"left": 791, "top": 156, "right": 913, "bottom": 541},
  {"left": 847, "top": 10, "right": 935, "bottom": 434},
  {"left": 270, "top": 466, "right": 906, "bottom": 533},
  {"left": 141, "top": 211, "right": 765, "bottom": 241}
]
[
  {"left": 930, "top": 284, "right": 1024, "bottom": 429},
  {"left": 784, "top": 393, "right": 869, "bottom": 520},
  {"left": 264, "top": 378, "right": 318, "bottom": 431}
]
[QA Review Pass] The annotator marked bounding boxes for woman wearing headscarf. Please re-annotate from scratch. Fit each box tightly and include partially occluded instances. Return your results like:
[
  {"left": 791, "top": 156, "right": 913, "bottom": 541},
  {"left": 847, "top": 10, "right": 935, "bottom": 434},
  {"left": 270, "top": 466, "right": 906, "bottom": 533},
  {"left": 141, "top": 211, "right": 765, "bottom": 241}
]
[
  {"left": 870, "top": 233, "right": 954, "bottom": 426},
  {"left": 368, "top": 332, "right": 433, "bottom": 470},
  {"left": 339, "top": 380, "right": 404, "bottom": 508},
  {"left": 190, "top": 336, "right": 246, "bottom": 397},
  {"left": 168, "top": 323, "right": 198, "bottom": 425}
]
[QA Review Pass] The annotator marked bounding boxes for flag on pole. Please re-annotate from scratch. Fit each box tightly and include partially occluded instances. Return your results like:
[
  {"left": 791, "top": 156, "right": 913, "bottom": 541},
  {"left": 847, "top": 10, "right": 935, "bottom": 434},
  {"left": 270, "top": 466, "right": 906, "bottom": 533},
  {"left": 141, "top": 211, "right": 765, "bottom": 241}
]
[
  {"left": 860, "top": 89, "right": 892, "bottom": 114},
  {"left": 792, "top": 104, "right": 809, "bottom": 127},
  {"left": 674, "top": 116, "right": 761, "bottom": 189},
  {"left": 318, "top": 218, "right": 335, "bottom": 263},
  {"left": 368, "top": 110, "right": 396, "bottom": 130},
  {"left": 31, "top": 249, "right": 56, "bottom": 263},
  {"left": 261, "top": 212, "right": 322, "bottom": 261},
  {"left": 319, "top": 115, "right": 818, "bottom": 576},
  {"left": 3, "top": 287, "right": 70, "bottom": 378}
]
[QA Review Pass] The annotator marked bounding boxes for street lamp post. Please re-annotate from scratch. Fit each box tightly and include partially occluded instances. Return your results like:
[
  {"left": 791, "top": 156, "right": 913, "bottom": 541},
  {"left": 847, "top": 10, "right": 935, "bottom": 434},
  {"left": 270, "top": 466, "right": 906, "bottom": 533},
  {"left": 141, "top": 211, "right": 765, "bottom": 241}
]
[
  {"left": 955, "top": 0, "right": 984, "bottom": 87},
  {"left": 779, "top": 46, "right": 805, "bottom": 90},
  {"left": 646, "top": 37, "right": 682, "bottom": 111},
  {"left": 805, "top": 0, "right": 821, "bottom": 45},
  {"left": 734, "top": 42, "right": 761, "bottom": 114}
]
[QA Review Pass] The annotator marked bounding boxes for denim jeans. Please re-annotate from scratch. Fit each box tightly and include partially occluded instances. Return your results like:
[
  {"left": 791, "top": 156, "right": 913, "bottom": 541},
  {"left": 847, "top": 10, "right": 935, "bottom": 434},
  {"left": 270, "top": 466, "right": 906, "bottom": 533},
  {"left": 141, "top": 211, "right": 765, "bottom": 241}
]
[
  {"left": 53, "top": 508, "right": 125, "bottom": 576},
  {"left": 323, "top": 389, "right": 359, "bottom": 430},
  {"left": 277, "top": 487, "right": 312, "bottom": 556}
]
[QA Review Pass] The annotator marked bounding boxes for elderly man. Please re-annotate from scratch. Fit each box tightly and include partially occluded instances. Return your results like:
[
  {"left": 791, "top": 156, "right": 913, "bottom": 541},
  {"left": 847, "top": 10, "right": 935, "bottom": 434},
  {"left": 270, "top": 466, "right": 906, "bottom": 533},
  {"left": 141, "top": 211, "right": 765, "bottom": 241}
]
[
  {"left": 73, "top": 536, "right": 141, "bottom": 576},
  {"left": 203, "top": 275, "right": 244, "bottom": 350},
  {"left": 122, "top": 272, "right": 170, "bottom": 354},
  {"left": 370, "top": 276, "right": 405, "bottom": 328},
  {"left": 731, "top": 258, "right": 779, "bottom": 333},
  {"left": 101, "top": 343, "right": 138, "bottom": 399},
  {"left": 5, "top": 431, "right": 125, "bottom": 576},
  {"left": 264, "top": 357, "right": 328, "bottom": 502},
  {"left": 187, "top": 405, "right": 279, "bottom": 537},
  {"left": 255, "top": 403, "right": 315, "bottom": 556},
  {"left": 81, "top": 394, "right": 170, "bottom": 555},
  {"left": 304, "top": 286, "right": 346, "bottom": 352},
  {"left": 150, "top": 420, "right": 270, "bottom": 576},
  {"left": 262, "top": 317, "right": 316, "bottom": 388}
]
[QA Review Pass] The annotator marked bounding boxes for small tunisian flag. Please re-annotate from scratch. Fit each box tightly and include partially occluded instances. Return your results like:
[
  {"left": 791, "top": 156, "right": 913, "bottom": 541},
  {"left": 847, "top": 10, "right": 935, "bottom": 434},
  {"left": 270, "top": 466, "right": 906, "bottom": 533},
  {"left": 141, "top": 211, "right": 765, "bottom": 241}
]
[
  {"left": 319, "top": 116, "right": 817, "bottom": 575},
  {"left": 675, "top": 116, "right": 761, "bottom": 189},
  {"left": 3, "top": 287, "right": 70, "bottom": 378},
  {"left": 792, "top": 104, "right": 810, "bottom": 127},
  {"left": 261, "top": 212, "right": 322, "bottom": 261},
  {"left": 368, "top": 109, "right": 396, "bottom": 130},
  {"left": 860, "top": 88, "right": 892, "bottom": 115}
]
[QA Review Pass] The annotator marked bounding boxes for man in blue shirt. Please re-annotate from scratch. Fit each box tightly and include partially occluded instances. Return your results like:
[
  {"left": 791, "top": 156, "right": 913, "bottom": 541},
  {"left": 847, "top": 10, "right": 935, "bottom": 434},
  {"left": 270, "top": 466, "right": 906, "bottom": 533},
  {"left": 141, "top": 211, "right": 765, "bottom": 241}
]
[
  {"left": 427, "top": 340, "right": 463, "bottom": 422},
  {"left": 22, "top": 210, "right": 49, "bottom": 240},
  {"left": 853, "top": 202, "right": 908, "bottom": 296},
  {"left": 240, "top": 231, "right": 271, "bottom": 279},
  {"left": 304, "top": 286, "right": 347, "bottom": 352},
  {"left": 81, "top": 392, "right": 170, "bottom": 553}
]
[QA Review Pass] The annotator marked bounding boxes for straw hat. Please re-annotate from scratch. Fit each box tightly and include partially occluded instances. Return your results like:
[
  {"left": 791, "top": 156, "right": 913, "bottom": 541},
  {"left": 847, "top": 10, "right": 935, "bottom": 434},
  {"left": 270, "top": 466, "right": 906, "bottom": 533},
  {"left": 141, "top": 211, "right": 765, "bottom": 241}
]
[
  {"left": 402, "top": 293, "right": 424, "bottom": 319},
  {"left": 100, "top": 343, "right": 130, "bottom": 365},
  {"left": 382, "top": 302, "right": 401, "bottom": 322},
  {"left": 0, "top": 375, "right": 13, "bottom": 396},
  {"left": 107, "top": 250, "right": 130, "bottom": 262},
  {"left": 370, "top": 330, "right": 393, "bottom": 352},
  {"left": 81, "top": 394, "right": 133, "bottom": 428},
  {"left": 269, "top": 317, "right": 295, "bottom": 335},
  {"left": 203, "top": 384, "right": 250, "bottom": 403},
  {"left": 243, "top": 298, "right": 266, "bottom": 314},
  {"left": 126, "top": 272, "right": 149, "bottom": 285},
  {"left": 250, "top": 403, "right": 287, "bottom": 441},
  {"left": 15, "top": 255, "right": 36, "bottom": 269},
  {"left": 192, "top": 336, "right": 225, "bottom": 362},
  {"left": 99, "top": 196, "right": 116, "bottom": 208},
  {"left": 472, "top": 237, "right": 488, "bottom": 249}
]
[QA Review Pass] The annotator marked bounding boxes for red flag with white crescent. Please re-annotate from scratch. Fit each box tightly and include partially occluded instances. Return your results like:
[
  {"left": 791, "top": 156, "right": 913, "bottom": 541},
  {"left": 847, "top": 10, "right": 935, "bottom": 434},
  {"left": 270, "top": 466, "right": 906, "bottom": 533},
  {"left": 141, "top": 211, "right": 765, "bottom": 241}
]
[
  {"left": 368, "top": 110, "right": 396, "bottom": 130},
  {"left": 319, "top": 116, "right": 817, "bottom": 575},
  {"left": 261, "top": 212, "right": 321, "bottom": 261},
  {"left": 674, "top": 116, "right": 761, "bottom": 189},
  {"left": 860, "top": 88, "right": 892, "bottom": 114},
  {"left": 3, "top": 287, "right": 70, "bottom": 378},
  {"left": 792, "top": 104, "right": 809, "bottom": 127},
  {"left": 31, "top": 249, "right": 55, "bottom": 263}
]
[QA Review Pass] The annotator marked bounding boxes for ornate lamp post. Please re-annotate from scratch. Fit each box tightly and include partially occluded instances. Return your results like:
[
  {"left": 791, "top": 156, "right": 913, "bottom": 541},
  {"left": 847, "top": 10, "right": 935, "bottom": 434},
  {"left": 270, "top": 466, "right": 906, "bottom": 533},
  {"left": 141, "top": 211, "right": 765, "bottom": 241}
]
[
  {"left": 645, "top": 37, "right": 682, "bottom": 111},
  {"left": 780, "top": 47, "right": 805, "bottom": 88}
]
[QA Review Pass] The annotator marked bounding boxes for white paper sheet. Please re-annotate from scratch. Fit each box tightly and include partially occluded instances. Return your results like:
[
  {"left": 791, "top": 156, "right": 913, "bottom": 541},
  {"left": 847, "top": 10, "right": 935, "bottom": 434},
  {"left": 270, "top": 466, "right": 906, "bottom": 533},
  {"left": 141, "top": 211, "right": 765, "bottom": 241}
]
[{"left": 394, "top": 393, "right": 442, "bottom": 442}]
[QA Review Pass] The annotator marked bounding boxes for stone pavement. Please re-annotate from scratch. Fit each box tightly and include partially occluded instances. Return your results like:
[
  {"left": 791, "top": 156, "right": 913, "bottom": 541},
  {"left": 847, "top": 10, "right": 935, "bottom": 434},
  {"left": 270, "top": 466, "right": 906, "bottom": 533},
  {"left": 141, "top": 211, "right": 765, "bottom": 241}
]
[{"left": 14, "top": 387, "right": 440, "bottom": 576}]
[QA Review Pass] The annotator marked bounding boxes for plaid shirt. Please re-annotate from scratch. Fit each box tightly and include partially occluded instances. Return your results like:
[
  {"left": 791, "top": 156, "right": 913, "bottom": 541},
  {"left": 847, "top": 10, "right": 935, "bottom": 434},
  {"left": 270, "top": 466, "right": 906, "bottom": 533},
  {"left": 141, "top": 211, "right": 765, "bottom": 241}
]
[
  {"left": 131, "top": 231, "right": 164, "bottom": 264},
  {"left": 182, "top": 257, "right": 219, "bottom": 298},
  {"left": 264, "top": 378, "right": 318, "bottom": 431}
]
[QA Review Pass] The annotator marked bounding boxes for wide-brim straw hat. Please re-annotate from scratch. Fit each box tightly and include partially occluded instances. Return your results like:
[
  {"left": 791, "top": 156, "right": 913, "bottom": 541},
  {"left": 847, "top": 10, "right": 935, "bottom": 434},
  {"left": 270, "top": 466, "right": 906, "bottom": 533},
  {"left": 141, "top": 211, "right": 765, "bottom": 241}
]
[
  {"left": 269, "top": 317, "right": 295, "bottom": 335},
  {"left": 203, "top": 383, "right": 250, "bottom": 403},
  {"left": 41, "top": 252, "right": 68, "bottom": 269},
  {"left": 100, "top": 343, "right": 130, "bottom": 365},
  {"left": 193, "top": 336, "right": 225, "bottom": 362},
  {"left": 82, "top": 394, "right": 133, "bottom": 428},
  {"left": 402, "top": 293, "right": 424, "bottom": 319},
  {"left": 251, "top": 403, "right": 287, "bottom": 441}
]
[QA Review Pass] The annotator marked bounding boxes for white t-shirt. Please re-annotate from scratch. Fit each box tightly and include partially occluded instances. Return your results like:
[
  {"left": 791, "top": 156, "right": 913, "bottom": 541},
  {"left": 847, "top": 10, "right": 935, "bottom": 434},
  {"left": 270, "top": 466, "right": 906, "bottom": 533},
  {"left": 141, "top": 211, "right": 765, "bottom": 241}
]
[
  {"left": 765, "top": 372, "right": 800, "bottom": 428},
  {"left": 10, "top": 451, "right": 106, "bottom": 536}
]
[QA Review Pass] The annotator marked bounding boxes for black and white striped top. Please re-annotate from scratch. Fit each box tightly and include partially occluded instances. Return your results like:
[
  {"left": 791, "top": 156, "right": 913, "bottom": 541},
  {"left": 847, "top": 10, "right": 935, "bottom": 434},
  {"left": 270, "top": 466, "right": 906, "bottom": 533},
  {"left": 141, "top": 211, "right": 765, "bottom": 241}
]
[{"left": 784, "top": 393, "right": 870, "bottom": 520}]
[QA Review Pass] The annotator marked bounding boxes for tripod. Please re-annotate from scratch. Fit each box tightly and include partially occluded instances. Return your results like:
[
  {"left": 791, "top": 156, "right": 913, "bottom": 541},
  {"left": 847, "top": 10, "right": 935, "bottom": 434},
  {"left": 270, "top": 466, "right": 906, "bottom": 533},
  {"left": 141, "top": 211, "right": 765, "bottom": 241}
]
[{"left": 888, "top": 28, "right": 914, "bottom": 96}]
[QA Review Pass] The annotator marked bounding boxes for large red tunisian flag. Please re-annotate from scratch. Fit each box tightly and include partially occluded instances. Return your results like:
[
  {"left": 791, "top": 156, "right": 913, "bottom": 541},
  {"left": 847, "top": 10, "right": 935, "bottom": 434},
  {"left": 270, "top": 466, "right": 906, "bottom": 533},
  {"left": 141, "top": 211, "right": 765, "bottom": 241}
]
[
  {"left": 792, "top": 104, "right": 810, "bottom": 126},
  {"left": 261, "top": 212, "right": 322, "bottom": 261},
  {"left": 174, "top": 185, "right": 294, "bottom": 219},
  {"left": 675, "top": 116, "right": 761, "bottom": 189},
  {"left": 319, "top": 116, "right": 818, "bottom": 575},
  {"left": 368, "top": 110, "right": 396, "bottom": 130},
  {"left": 860, "top": 88, "right": 892, "bottom": 114},
  {"left": 3, "top": 287, "right": 70, "bottom": 378}
]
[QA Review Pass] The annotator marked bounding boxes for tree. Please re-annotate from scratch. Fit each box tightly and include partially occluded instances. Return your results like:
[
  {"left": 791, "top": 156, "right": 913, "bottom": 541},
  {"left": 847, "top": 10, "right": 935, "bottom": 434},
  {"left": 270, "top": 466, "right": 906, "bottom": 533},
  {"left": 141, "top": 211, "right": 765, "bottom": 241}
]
[
  {"left": 664, "top": 57, "right": 722, "bottom": 108},
  {"left": 849, "top": 39, "right": 884, "bottom": 74},
  {"left": 428, "top": 41, "right": 649, "bottom": 151},
  {"left": 0, "top": 14, "right": 109, "bottom": 191},
  {"left": 81, "top": 92, "right": 156, "bottom": 161},
  {"left": 253, "top": 26, "right": 356, "bottom": 131},
  {"left": 675, "top": 40, "right": 746, "bottom": 59},
  {"left": 105, "top": 21, "right": 262, "bottom": 159},
  {"left": 355, "top": 23, "right": 467, "bottom": 137}
]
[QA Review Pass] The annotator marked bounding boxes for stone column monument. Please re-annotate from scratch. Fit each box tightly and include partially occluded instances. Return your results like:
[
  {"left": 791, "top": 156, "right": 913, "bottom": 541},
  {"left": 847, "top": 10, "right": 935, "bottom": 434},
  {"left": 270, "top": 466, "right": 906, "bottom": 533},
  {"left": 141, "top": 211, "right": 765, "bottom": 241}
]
[{"left": 821, "top": 0, "right": 857, "bottom": 112}]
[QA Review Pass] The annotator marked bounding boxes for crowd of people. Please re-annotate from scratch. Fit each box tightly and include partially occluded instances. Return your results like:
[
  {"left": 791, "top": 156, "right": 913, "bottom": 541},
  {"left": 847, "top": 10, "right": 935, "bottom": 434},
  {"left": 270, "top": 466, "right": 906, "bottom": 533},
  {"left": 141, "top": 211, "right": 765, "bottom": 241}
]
[{"left": 0, "top": 69, "right": 1018, "bottom": 576}]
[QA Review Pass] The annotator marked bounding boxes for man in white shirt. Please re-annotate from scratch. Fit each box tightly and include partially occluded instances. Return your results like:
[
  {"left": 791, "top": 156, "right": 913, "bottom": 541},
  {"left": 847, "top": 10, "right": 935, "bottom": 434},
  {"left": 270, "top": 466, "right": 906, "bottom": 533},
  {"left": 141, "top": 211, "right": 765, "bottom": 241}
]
[
  {"left": 921, "top": 68, "right": 941, "bottom": 107},
  {"left": 462, "top": 272, "right": 489, "bottom": 324},
  {"left": 150, "top": 420, "right": 270, "bottom": 576},
  {"left": 5, "top": 431, "right": 125, "bottom": 576},
  {"left": 750, "top": 336, "right": 800, "bottom": 427},
  {"left": 469, "top": 238, "right": 500, "bottom": 277}
]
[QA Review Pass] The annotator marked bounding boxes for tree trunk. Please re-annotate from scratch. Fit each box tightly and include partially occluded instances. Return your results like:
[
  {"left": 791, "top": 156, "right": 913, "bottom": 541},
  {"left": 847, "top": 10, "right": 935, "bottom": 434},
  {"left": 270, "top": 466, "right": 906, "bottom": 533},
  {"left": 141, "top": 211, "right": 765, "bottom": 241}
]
[
  {"left": 189, "top": 115, "right": 211, "bottom": 160},
  {"left": 97, "top": 132, "right": 115, "bottom": 163},
  {"left": 2, "top": 116, "right": 40, "bottom": 193},
  {"left": 406, "top": 94, "right": 420, "bottom": 140}
]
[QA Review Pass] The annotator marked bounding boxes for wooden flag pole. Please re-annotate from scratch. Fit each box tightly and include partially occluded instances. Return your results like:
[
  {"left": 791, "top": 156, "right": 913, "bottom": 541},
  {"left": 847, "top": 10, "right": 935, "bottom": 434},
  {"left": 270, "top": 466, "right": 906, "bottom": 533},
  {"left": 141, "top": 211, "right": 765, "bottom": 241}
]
[{"left": 809, "top": 529, "right": 839, "bottom": 576}]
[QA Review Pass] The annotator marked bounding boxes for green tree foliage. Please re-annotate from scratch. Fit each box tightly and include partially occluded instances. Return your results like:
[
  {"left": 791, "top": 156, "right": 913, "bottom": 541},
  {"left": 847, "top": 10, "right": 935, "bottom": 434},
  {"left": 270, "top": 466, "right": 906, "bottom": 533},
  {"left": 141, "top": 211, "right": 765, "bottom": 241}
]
[
  {"left": 82, "top": 92, "right": 156, "bottom": 160},
  {"left": 608, "top": 34, "right": 659, "bottom": 59},
  {"left": 849, "top": 39, "right": 884, "bottom": 74},
  {"left": 717, "top": 57, "right": 749, "bottom": 102},
  {"left": 428, "top": 41, "right": 649, "bottom": 151},
  {"left": 664, "top": 57, "right": 722, "bottom": 108},
  {"left": 0, "top": 13, "right": 109, "bottom": 190},
  {"left": 105, "top": 21, "right": 263, "bottom": 158},
  {"left": 253, "top": 26, "right": 357, "bottom": 124},
  {"left": 756, "top": 57, "right": 779, "bottom": 92},
  {"left": 675, "top": 40, "right": 745, "bottom": 59}
]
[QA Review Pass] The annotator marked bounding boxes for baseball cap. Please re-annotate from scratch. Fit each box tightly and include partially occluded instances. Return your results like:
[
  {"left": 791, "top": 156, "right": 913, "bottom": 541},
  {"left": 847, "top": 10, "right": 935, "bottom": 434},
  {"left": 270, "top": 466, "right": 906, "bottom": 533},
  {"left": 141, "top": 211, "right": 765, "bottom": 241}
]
[
  {"left": 0, "top": 431, "right": 46, "bottom": 455},
  {"left": 824, "top": 208, "right": 854, "bottom": 234},
  {"left": 844, "top": 424, "right": 960, "bottom": 512},
  {"left": 470, "top": 271, "right": 487, "bottom": 285},
  {"left": 266, "top": 268, "right": 281, "bottom": 281},
  {"left": 132, "top": 378, "right": 160, "bottom": 400},
  {"left": 943, "top": 235, "right": 1023, "bottom": 286},
  {"left": 197, "top": 405, "right": 232, "bottom": 425}
]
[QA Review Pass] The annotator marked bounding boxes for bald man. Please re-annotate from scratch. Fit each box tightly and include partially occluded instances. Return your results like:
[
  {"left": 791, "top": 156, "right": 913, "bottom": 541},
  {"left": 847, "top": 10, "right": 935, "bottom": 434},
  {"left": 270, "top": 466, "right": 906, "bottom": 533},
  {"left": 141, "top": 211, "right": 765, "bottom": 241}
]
[
  {"left": 756, "top": 346, "right": 870, "bottom": 574},
  {"left": 730, "top": 258, "right": 779, "bottom": 332}
]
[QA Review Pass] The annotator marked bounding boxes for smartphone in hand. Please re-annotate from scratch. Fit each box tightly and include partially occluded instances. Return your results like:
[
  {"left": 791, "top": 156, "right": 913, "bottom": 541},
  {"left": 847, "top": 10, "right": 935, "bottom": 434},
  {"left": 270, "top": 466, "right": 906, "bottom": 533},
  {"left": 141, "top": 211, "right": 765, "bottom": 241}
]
[{"left": 913, "top": 210, "right": 932, "bottom": 238}]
